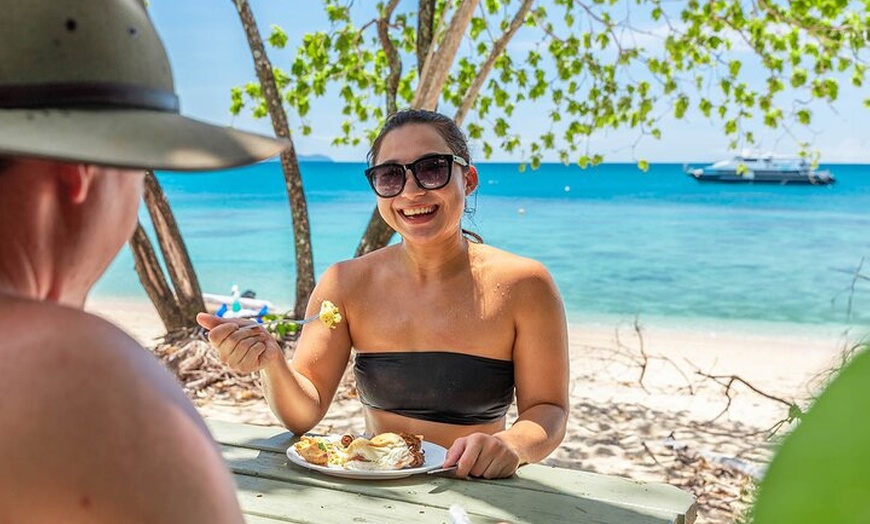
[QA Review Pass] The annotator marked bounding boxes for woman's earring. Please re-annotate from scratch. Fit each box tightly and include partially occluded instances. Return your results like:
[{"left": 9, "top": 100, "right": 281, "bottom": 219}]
[{"left": 464, "top": 165, "right": 479, "bottom": 196}]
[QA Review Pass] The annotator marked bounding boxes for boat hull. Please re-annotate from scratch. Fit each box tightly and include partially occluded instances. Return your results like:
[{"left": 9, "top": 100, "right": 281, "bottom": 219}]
[{"left": 687, "top": 170, "right": 835, "bottom": 185}]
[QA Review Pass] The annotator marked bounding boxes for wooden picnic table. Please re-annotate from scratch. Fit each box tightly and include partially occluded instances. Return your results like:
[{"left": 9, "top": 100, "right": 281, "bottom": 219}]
[{"left": 209, "top": 419, "right": 697, "bottom": 524}]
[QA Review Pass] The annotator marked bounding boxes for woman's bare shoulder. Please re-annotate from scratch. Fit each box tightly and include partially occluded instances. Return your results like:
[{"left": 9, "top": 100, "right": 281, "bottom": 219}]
[
  {"left": 321, "top": 245, "right": 398, "bottom": 285},
  {"left": 471, "top": 243, "right": 554, "bottom": 282}
]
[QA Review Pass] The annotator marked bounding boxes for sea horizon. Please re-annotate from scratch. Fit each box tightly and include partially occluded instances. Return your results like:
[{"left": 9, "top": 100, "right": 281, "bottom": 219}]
[
  {"left": 289, "top": 153, "right": 870, "bottom": 167},
  {"left": 93, "top": 160, "right": 870, "bottom": 339}
]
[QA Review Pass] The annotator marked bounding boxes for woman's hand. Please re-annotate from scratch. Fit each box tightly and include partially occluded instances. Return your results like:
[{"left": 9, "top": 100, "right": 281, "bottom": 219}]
[
  {"left": 196, "top": 313, "right": 283, "bottom": 374},
  {"left": 443, "top": 433, "right": 522, "bottom": 479}
]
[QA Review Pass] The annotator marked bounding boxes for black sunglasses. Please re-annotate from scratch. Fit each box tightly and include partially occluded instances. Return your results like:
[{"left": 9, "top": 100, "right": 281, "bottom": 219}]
[{"left": 364, "top": 153, "right": 468, "bottom": 198}]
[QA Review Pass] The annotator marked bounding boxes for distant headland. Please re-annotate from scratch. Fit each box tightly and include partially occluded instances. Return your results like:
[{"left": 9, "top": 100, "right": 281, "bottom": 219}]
[
  {"left": 299, "top": 154, "right": 334, "bottom": 162},
  {"left": 262, "top": 154, "right": 334, "bottom": 163}
]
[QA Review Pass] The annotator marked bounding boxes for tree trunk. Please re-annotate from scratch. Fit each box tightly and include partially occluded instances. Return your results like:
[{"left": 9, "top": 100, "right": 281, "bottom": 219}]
[
  {"left": 130, "top": 222, "right": 187, "bottom": 331},
  {"left": 413, "top": 0, "right": 479, "bottom": 111},
  {"left": 234, "top": 0, "right": 315, "bottom": 318},
  {"left": 354, "top": 209, "right": 399, "bottom": 258},
  {"left": 354, "top": 0, "right": 476, "bottom": 258},
  {"left": 378, "top": 0, "right": 402, "bottom": 118},
  {"left": 354, "top": 0, "right": 412, "bottom": 258},
  {"left": 129, "top": 171, "right": 204, "bottom": 333},
  {"left": 417, "top": 0, "right": 436, "bottom": 70}
]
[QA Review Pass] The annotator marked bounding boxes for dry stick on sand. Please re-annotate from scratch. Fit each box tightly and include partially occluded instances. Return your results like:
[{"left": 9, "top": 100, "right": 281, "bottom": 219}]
[
  {"left": 603, "top": 320, "right": 811, "bottom": 523},
  {"left": 691, "top": 367, "right": 803, "bottom": 437},
  {"left": 613, "top": 317, "right": 696, "bottom": 395}
]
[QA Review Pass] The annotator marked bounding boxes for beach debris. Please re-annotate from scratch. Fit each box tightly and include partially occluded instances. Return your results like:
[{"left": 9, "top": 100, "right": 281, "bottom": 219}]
[
  {"left": 150, "top": 328, "right": 267, "bottom": 404},
  {"left": 664, "top": 435, "right": 767, "bottom": 481},
  {"left": 148, "top": 327, "right": 358, "bottom": 406}
]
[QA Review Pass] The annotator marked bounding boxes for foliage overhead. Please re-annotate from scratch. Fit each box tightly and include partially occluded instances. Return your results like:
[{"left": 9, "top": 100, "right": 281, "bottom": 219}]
[{"left": 231, "top": 0, "right": 870, "bottom": 170}]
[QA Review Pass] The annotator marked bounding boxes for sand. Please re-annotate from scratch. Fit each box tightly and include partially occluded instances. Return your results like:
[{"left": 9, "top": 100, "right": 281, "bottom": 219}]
[{"left": 85, "top": 296, "right": 861, "bottom": 523}]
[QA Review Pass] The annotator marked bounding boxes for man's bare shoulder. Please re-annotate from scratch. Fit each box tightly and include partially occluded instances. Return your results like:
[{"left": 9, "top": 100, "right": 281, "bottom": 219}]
[
  {"left": 0, "top": 299, "right": 242, "bottom": 523},
  {"left": 1, "top": 299, "right": 191, "bottom": 411}
]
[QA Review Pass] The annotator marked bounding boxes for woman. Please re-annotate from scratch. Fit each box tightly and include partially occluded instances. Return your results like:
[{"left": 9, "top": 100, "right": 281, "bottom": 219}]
[{"left": 199, "top": 109, "right": 569, "bottom": 479}]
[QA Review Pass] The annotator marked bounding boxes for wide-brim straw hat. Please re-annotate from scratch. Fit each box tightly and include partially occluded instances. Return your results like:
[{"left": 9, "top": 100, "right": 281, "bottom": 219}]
[{"left": 0, "top": 0, "right": 288, "bottom": 171}]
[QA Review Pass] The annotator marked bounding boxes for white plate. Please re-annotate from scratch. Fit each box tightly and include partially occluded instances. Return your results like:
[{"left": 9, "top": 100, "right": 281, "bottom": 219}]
[{"left": 286, "top": 436, "right": 448, "bottom": 480}]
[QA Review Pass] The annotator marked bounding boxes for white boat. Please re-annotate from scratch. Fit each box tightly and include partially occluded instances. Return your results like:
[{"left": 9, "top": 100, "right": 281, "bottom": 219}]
[{"left": 685, "top": 152, "right": 835, "bottom": 185}]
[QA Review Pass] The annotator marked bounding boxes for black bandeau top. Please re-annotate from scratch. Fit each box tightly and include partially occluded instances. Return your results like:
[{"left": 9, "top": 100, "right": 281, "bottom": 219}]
[{"left": 353, "top": 351, "right": 515, "bottom": 425}]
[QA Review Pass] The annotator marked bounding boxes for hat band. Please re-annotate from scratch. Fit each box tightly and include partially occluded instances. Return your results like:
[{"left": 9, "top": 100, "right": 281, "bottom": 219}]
[{"left": 0, "top": 83, "right": 180, "bottom": 112}]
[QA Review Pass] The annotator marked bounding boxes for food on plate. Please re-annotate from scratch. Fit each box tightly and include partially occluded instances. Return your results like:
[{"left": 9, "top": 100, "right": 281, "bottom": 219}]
[
  {"left": 293, "top": 434, "right": 353, "bottom": 467},
  {"left": 293, "top": 437, "right": 330, "bottom": 466},
  {"left": 292, "top": 432, "right": 425, "bottom": 471},
  {"left": 344, "top": 432, "right": 425, "bottom": 471},
  {"left": 318, "top": 300, "right": 342, "bottom": 329}
]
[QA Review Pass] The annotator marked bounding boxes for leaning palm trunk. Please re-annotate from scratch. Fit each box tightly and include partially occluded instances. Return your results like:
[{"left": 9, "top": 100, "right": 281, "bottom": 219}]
[
  {"left": 130, "top": 171, "right": 206, "bottom": 332},
  {"left": 234, "top": 0, "right": 315, "bottom": 318}
]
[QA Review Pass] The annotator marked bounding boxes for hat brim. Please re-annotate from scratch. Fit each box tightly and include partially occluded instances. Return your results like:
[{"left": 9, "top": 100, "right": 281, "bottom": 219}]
[{"left": 0, "top": 108, "right": 289, "bottom": 171}]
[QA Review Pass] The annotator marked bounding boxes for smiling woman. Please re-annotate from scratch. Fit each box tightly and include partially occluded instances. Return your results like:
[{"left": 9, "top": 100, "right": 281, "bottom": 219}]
[{"left": 198, "top": 108, "right": 570, "bottom": 480}]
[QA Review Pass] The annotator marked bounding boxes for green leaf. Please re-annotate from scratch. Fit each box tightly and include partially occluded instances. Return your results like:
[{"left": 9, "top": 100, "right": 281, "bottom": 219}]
[
  {"left": 674, "top": 95, "right": 690, "bottom": 119},
  {"left": 728, "top": 60, "right": 741, "bottom": 77},
  {"left": 753, "top": 348, "right": 870, "bottom": 523},
  {"left": 229, "top": 87, "right": 244, "bottom": 115},
  {"left": 797, "top": 109, "right": 811, "bottom": 125},
  {"left": 470, "top": 17, "right": 487, "bottom": 39},
  {"left": 268, "top": 25, "right": 289, "bottom": 49}
]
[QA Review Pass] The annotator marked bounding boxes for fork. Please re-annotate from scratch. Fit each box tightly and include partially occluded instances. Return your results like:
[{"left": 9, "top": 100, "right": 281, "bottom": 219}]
[{"left": 236, "top": 313, "right": 320, "bottom": 331}]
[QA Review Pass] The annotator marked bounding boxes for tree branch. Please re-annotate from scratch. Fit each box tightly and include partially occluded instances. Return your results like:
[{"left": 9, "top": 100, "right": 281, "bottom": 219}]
[
  {"left": 414, "top": 0, "right": 480, "bottom": 110},
  {"left": 454, "top": 0, "right": 534, "bottom": 126},
  {"left": 377, "top": 0, "right": 402, "bottom": 116}
]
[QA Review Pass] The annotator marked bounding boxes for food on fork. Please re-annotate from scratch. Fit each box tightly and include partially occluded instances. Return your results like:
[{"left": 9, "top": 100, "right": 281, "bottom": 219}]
[
  {"left": 318, "top": 300, "right": 342, "bottom": 329},
  {"left": 292, "top": 432, "right": 425, "bottom": 471}
]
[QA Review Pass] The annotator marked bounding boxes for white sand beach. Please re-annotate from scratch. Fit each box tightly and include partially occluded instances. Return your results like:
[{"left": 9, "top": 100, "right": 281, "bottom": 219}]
[{"left": 86, "top": 296, "right": 860, "bottom": 523}]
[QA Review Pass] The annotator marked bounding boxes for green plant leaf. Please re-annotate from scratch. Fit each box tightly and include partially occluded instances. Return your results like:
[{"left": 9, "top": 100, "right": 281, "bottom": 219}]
[{"left": 753, "top": 348, "right": 870, "bottom": 523}]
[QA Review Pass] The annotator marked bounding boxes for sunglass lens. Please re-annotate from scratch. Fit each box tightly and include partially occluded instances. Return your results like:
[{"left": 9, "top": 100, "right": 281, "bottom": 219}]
[
  {"left": 370, "top": 165, "right": 405, "bottom": 197},
  {"left": 414, "top": 156, "right": 450, "bottom": 189}
]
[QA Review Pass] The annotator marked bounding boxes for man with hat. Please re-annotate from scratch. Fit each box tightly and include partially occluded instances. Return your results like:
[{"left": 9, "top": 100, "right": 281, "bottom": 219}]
[{"left": 0, "top": 0, "right": 288, "bottom": 521}]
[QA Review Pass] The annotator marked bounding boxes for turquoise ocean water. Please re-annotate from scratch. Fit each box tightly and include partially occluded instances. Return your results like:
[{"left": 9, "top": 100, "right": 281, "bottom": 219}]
[{"left": 93, "top": 161, "right": 870, "bottom": 333}]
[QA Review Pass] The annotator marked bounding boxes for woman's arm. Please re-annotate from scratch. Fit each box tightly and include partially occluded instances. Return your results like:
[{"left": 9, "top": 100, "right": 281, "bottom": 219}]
[
  {"left": 496, "top": 259, "right": 570, "bottom": 462},
  {"left": 262, "top": 264, "right": 354, "bottom": 433},
  {"left": 199, "top": 263, "right": 353, "bottom": 435},
  {"left": 446, "top": 258, "right": 569, "bottom": 478}
]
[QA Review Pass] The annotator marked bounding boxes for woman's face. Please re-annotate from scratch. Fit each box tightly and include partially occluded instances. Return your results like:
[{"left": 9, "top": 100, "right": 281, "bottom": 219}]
[{"left": 372, "top": 124, "right": 474, "bottom": 244}]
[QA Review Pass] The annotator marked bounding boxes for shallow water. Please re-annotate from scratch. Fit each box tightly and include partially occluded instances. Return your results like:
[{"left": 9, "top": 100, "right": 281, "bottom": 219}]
[{"left": 94, "top": 161, "right": 870, "bottom": 332}]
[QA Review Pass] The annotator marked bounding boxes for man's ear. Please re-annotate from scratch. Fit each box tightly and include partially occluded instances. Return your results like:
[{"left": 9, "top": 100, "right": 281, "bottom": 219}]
[
  {"left": 56, "top": 163, "right": 96, "bottom": 204},
  {"left": 465, "top": 165, "right": 479, "bottom": 196}
]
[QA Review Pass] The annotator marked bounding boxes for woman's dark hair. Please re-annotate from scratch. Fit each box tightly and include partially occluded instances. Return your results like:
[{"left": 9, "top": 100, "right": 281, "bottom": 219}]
[
  {"left": 368, "top": 109, "right": 482, "bottom": 243},
  {"left": 367, "top": 109, "right": 471, "bottom": 167},
  {"left": 0, "top": 156, "right": 11, "bottom": 173}
]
